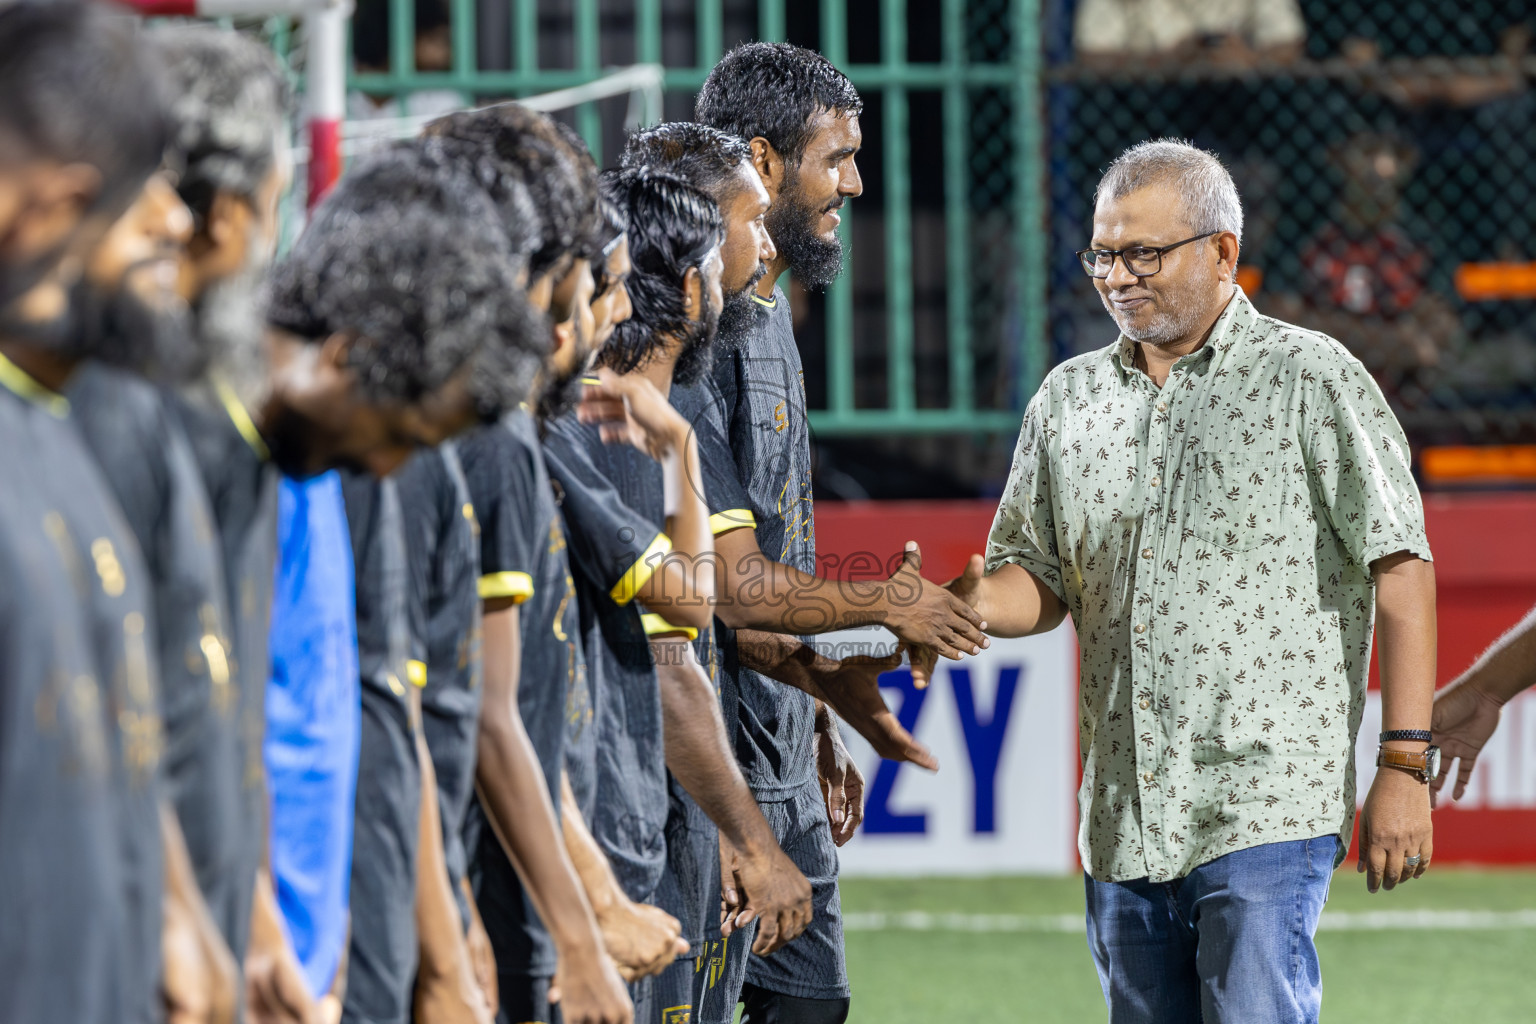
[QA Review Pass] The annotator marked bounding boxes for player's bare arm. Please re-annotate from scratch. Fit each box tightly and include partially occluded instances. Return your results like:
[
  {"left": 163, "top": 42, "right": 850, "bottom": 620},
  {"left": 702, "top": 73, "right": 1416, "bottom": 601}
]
[
  {"left": 474, "top": 602, "right": 632, "bottom": 1023},
  {"left": 944, "top": 556, "right": 1069, "bottom": 639},
  {"left": 457, "top": 879, "right": 497, "bottom": 1019},
  {"left": 814, "top": 702, "right": 865, "bottom": 847},
  {"left": 557, "top": 773, "right": 687, "bottom": 981},
  {"left": 162, "top": 804, "right": 239, "bottom": 1024},
  {"left": 733, "top": 629, "right": 937, "bottom": 770},
  {"left": 1358, "top": 552, "right": 1437, "bottom": 893},
  {"left": 1433, "top": 602, "right": 1536, "bottom": 803},
  {"left": 245, "top": 866, "right": 317, "bottom": 1024},
  {"left": 713, "top": 529, "right": 989, "bottom": 659},
  {"left": 651, "top": 635, "right": 813, "bottom": 955}
]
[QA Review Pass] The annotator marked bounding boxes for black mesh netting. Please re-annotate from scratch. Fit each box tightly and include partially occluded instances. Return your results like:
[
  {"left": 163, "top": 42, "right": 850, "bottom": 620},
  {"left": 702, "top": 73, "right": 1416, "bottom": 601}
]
[{"left": 1047, "top": 0, "right": 1536, "bottom": 455}]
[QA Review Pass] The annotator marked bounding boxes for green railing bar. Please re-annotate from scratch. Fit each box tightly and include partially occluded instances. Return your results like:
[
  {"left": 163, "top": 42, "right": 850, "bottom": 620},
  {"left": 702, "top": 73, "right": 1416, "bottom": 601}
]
[
  {"left": 820, "top": 0, "right": 853, "bottom": 416},
  {"left": 514, "top": 0, "right": 537, "bottom": 77},
  {"left": 942, "top": 0, "right": 972, "bottom": 413},
  {"left": 821, "top": 0, "right": 848, "bottom": 65},
  {"left": 389, "top": 0, "right": 414, "bottom": 74},
  {"left": 450, "top": 0, "right": 475, "bottom": 81},
  {"left": 1014, "top": 0, "right": 1045, "bottom": 396},
  {"left": 758, "top": 0, "right": 785, "bottom": 43},
  {"left": 636, "top": 0, "right": 662, "bottom": 65},
  {"left": 696, "top": 0, "right": 722, "bottom": 71},
  {"left": 574, "top": 0, "right": 601, "bottom": 159},
  {"left": 808, "top": 409, "right": 1023, "bottom": 435},
  {"left": 352, "top": 0, "right": 1037, "bottom": 434},
  {"left": 882, "top": 0, "right": 913, "bottom": 414},
  {"left": 267, "top": 15, "right": 293, "bottom": 89},
  {"left": 347, "top": 63, "right": 1024, "bottom": 97}
]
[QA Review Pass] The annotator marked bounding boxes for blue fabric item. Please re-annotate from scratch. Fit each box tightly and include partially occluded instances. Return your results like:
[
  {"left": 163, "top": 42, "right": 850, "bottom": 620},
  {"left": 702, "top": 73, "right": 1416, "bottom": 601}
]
[
  {"left": 1084, "top": 835, "right": 1338, "bottom": 1024},
  {"left": 265, "top": 471, "right": 361, "bottom": 998}
]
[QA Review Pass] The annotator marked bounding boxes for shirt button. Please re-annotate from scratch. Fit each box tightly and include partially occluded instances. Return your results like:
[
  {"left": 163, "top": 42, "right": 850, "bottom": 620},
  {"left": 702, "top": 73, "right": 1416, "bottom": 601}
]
[
  {"left": 1151, "top": 475, "right": 1161, "bottom": 487},
  {"left": 1134, "top": 623, "right": 1146, "bottom": 634},
  {"left": 1157, "top": 401, "right": 1167, "bottom": 412},
  {"left": 1143, "top": 772, "right": 1155, "bottom": 783},
  {"left": 1139, "top": 699, "right": 1150, "bottom": 710},
  {"left": 1141, "top": 547, "right": 1153, "bottom": 559}
]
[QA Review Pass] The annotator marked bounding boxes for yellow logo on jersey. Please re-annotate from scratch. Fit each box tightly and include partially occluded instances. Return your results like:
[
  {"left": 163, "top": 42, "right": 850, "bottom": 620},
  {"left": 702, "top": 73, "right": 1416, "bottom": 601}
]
[
  {"left": 90, "top": 537, "right": 125, "bottom": 596},
  {"left": 772, "top": 401, "right": 787, "bottom": 433},
  {"left": 198, "top": 602, "right": 235, "bottom": 715},
  {"left": 663, "top": 1006, "right": 692, "bottom": 1024},
  {"left": 696, "top": 936, "right": 728, "bottom": 989}
]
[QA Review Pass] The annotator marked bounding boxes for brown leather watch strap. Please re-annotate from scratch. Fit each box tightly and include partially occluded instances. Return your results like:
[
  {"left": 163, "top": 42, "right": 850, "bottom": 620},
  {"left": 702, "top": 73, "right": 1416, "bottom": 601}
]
[{"left": 1377, "top": 748, "right": 1430, "bottom": 780}]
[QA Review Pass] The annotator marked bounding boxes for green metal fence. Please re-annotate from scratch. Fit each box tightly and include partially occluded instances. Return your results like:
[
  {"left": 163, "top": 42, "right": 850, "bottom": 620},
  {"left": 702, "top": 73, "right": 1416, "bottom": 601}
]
[{"left": 343, "top": 0, "right": 1044, "bottom": 436}]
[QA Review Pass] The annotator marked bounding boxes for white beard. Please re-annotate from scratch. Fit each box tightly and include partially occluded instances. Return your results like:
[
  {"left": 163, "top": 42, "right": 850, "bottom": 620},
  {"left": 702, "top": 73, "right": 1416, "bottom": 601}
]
[{"left": 1102, "top": 291, "right": 1209, "bottom": 348}]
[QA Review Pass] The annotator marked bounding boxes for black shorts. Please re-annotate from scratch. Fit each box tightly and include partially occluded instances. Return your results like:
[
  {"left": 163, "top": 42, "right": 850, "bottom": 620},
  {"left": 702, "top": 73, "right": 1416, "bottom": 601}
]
[
  {"left": 654, "top": 777, "right": 718, "bottom": 956},
  {"left": 648, "top": 955, "right": 697, "bottom": 1024},
  {"left": 694, "top": 779, "right": 848, "bottom": 1023},
  {"left": 498, "top": 972, "right": 557, "bottom": 1024}
]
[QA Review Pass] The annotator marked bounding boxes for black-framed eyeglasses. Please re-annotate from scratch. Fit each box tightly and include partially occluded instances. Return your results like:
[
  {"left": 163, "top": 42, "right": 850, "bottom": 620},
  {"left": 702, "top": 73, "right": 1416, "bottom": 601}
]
[{"left": 1076, "top": 232, "right": 1218, "bottom": 279}]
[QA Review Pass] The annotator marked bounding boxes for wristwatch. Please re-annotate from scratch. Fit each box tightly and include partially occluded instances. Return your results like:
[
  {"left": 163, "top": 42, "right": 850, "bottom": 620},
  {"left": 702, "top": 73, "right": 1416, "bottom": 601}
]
[{"left": 1376, "top": 745, "right": 1442, "bottom": 784}]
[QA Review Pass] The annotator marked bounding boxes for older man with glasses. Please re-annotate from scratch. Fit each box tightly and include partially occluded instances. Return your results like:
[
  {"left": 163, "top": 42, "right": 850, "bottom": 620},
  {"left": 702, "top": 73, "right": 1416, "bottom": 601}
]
[{"left": 948, "top": 139, "right": 1438, "bottom": 1024}]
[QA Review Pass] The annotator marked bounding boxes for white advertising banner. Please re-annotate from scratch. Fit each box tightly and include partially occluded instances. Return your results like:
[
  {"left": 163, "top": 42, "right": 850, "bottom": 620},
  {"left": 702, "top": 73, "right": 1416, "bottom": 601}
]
[
  {"left": 1354, "top": 689, "right": 1536, "bottom": 810},
  {"left": 824, "top": 622, "right": 1081, "bottom": 876}
]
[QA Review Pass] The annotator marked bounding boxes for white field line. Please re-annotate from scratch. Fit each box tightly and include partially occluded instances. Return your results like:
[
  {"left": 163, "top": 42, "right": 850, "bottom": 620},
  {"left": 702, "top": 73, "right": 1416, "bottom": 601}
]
[{"left": 843, "top": 909, "right": 1536, "bottom": 934}]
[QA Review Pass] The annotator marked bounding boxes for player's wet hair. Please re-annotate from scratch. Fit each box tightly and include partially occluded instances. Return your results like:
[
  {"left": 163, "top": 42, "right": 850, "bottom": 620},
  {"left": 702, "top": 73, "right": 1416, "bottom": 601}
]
[
  {"left": 695, "top": 42, "right": 862, "bottom": 168},
  {"left": 431, "top": 133, "right": 542, "bottom": 262},
  {"left": 597, "top": 169, "right": 723, "bottom": 386},
  {"left": 619, "top": 122, "right": 753, "bottom": 201},
  {"left": 589, "top": 174, "right": 629, "bottom": 297},
  {"left": 425, "top": 103, "right": 598, "bottom": 277},
  {"left": 150, "top": 24, "right": 291, "bottom": 231},
  {"left": 265, "top": 141, "right": 543, "bottom": 418}
]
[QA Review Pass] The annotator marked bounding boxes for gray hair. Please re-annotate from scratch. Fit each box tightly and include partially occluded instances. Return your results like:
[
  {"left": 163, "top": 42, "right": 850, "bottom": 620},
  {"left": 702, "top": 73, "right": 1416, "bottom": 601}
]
[
  {"left": 149, "top": 24, "right": 291, "bottom": 226},
  {"left": 1095, "top": 139, "right": 1244, "bottom": 247}
]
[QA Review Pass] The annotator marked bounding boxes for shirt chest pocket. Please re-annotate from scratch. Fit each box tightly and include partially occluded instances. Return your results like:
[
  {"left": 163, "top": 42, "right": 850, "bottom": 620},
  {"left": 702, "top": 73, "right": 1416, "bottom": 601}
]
[{"left": 1191, "top": 451, "right": 1285, "bottom": 551}]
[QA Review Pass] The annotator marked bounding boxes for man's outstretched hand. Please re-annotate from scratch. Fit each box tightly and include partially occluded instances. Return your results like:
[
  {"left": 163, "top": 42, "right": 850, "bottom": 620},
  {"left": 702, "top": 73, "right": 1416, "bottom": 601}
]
[
  {"left": 718, "top": 835, "right": 813, "bottom": 956},
  {"left": 594, "top": 894, "right": 687, "bottom": 982},
  {"left": 945, "top": 554, "right": 986, "bottom": 608},
  {"left": 1431, "top": 680, "right": 1504, "bottom": 805},
  {"left": 811, "top": 652, "right": 937, "bottom": 770},
  {"left": 816, "top": 711, "right": 866, "bottom": 846},
  {"left": 906, "top": 554, "right": 991, "bottom": 688},
  {"left": 882, "top": 543, "right": 989, "bottom": 666},
  {"left": 576, "top": 368, "right": 690, "bottom": 462}
]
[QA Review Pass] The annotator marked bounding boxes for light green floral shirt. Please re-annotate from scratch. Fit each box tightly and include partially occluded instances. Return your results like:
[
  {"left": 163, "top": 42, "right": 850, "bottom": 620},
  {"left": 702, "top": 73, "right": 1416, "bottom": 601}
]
[{"left": 987, "top": 290, "right": 1431, "bottom": 883}]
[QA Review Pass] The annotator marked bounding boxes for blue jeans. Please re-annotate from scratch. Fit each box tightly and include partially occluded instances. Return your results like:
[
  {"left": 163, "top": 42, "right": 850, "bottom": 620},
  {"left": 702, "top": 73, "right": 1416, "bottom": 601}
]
[{"left": 1084, "top": 835, "right": 1338, "bottom": 1024}]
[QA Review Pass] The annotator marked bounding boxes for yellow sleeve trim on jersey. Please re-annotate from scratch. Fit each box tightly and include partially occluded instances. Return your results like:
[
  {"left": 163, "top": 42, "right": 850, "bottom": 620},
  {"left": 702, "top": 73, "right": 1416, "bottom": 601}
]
[
  {"left": 709, "top": 509, "right": 756, "bottom": 536},
  {"left": 640, "top": 613, "right": 698, "bottom": 641},
  {"left": 213, "top": 375, "right": 269, "bottom": 461},
  {"left": 406, "top": 660, "right": 428, "bottom": 689},
  {"left": 610, "top": 532, "right": 671, "bottom": 606},
  {"left": 478, "top": 571, "right": 534, "bottom": 602},
  {"left": 0, "top": 350, "right": 69, "bottom": 418}
]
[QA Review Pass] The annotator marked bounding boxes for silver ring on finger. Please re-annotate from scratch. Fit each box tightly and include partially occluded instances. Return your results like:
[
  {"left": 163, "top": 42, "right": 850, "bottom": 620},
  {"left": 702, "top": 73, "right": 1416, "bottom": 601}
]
[{"left": 1405, "top": 855, "right": 1422, "bottom": 867}]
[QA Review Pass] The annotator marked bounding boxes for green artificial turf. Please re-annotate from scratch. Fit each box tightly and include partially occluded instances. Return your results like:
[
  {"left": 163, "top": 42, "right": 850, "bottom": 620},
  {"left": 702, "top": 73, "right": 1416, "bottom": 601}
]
[{"left": 835, "top": 870, "right": 1536, "bottom": 1023}]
